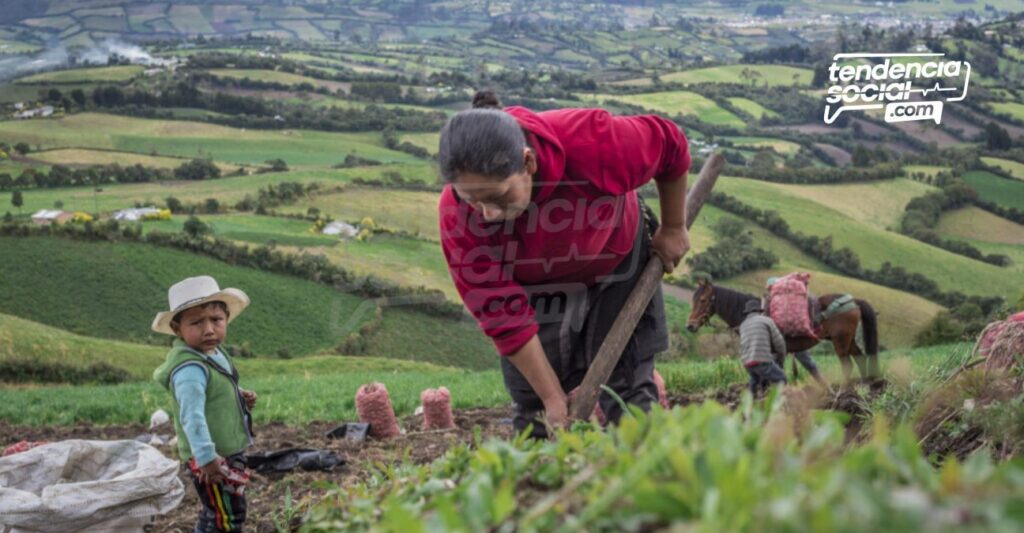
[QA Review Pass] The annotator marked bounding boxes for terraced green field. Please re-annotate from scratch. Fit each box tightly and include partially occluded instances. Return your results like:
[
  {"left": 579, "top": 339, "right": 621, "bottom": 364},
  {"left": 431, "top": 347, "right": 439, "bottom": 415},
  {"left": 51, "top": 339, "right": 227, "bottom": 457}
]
[
  {"left": 15, "top": 65, "right": 143, "bottom": 84},
  {"left": 399, "top": 132, "right": 441, "bottom": 155},
  {"left": 980, "top": 156, "right": 1024, "bottom": 180},
  {"left": 0, "top": 113, "right": 422, "bottom": 168},
  {"left": 657, "top": 64, "right": 813, "bottom": 87},
  {"left": 962, "top": 170, "right": 1024, "bottom": 210},
  {"left": 142, "top": 214, "right": 340, "bottom": 248},
  {"left": 0, "top": 312, "right": 451, "bottom": 381},
  {"left": 725, "top": 97, "right": 780, "bottom": 120},
  {"left": 29, "top": 148, "right": 243, "bottom": 173},
  {"left": 935, "top": 206, "right": 1024, "bottom": 245},
  {"left": 283, "top": 234, "right": 455, "bottom": 300},
  {"left": 582, "top": 91, "right": 746, "bottom": 129},
  {"left": 724, "top": 136, "right": 801, "bottom": 155},
  {"left": 777, "top": 178, "right": 937, "bottom": 230},
  {"left": 281, "top": 186, "right": 443, "bottom": 242},
  {"left": 715, "top": 176, "right": 1016, "bottom": 299},
  {"left": 206, "top": 68, "right": 346, "bottom": 91},
  {"left": 986, "top": 101, "right": 1024, "bottom": 121},
  {"left": 7, "top": 164, "right": 433, "bottom": 214}
]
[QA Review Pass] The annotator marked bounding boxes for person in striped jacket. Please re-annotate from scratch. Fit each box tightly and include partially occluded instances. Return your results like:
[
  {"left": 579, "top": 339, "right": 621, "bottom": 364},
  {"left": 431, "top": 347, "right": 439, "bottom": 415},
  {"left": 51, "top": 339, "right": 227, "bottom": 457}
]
[{"left": 738, "top": 299, "right": 788, "bottom": 396}]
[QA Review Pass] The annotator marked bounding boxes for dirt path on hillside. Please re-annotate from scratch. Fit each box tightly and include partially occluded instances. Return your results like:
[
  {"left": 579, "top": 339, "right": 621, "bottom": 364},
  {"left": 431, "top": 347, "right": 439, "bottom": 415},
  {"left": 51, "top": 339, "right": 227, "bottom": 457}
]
[{"left": 661, "top": 282, "right": 694, "bottom": 303}]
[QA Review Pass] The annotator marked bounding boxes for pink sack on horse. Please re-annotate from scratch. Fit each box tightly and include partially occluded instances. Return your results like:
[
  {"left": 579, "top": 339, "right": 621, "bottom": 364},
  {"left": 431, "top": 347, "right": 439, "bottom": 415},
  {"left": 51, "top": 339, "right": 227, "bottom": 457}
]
[
  {"left": 768, "top": 273, "right": 818, "bottom": 340},
  {"left": 977, "top": 311, "right": 1024, "bottom": 359}
]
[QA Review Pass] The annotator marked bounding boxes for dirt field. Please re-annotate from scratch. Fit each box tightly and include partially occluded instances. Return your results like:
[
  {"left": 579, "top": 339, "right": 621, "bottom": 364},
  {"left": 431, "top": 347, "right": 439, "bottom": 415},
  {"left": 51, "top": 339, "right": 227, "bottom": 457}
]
[
  {"left": 1, "top": 408, "right": 517, "bottom": 532},
  {"left": 0, "top": 381, "right": 1005, "bottom": 532}
]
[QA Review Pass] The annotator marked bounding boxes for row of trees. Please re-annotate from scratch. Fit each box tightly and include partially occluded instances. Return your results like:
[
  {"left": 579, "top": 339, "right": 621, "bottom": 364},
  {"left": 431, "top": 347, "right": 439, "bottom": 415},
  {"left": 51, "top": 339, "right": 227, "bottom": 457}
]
[
  {"left": 165, "top": 181, "right": 320, "bottom": 216},
  {"left": 86, "top": 81, "right": 447, "bottom": 134},
  {"left": 0, "top": 158, "right": 223, "bottom": 192}
]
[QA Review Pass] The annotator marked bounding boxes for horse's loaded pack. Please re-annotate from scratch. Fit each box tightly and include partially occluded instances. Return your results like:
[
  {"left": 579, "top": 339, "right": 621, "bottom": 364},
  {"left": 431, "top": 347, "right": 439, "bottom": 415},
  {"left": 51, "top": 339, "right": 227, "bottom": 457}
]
[{"left": 767, "top": 272, "right": 818, "bottom": 340}]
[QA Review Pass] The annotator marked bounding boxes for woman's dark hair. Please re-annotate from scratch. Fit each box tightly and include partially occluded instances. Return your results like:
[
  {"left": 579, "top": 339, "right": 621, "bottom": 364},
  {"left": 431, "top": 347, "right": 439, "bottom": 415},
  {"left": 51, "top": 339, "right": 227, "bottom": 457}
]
[{"left": 438, "top": 90, "right": 526, "bottom": 183}]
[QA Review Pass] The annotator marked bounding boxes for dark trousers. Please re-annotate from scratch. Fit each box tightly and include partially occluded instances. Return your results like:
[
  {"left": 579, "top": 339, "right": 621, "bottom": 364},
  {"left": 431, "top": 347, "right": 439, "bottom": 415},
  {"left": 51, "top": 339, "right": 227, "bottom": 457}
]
[
  {"left": 793, "top": 350, "right": 818, "bottom": 373},
  {"left": 502, "top": 197, "right": 668, "bottom": 439},
  {"left": 746, "top": 361, "right": 787, "bottom": 396},
  {"left": 187, "top": 454, "right": 248, "bottom": 533}
]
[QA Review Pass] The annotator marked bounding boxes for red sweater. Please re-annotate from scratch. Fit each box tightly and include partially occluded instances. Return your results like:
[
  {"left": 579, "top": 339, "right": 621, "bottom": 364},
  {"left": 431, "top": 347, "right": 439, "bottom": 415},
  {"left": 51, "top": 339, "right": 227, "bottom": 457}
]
[{"left": 438, "top": 106, "right": 691, "bottom": 356}]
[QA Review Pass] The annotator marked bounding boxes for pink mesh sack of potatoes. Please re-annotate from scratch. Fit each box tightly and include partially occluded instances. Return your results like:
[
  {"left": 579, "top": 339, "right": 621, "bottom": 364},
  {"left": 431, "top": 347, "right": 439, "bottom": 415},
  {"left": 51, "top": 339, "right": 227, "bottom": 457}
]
[
  {"left": 421, "top": 387, "right": 456, "bottom": 430},
  {"left": 768, "top": 272, "right": 817, "bottom": 340},
  {"left": 355, "top": 382, "right": 401, "bottom": 439}
]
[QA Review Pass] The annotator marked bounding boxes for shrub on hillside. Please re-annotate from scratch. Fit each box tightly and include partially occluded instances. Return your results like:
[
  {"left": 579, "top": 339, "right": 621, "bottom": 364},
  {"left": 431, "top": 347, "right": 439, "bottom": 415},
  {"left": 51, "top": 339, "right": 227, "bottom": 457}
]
[
  {"left": 174, "top": 158, "right": 221, "bottom": 181},
  {"left": 915, "top": 311, "right": 966, "bottom": 347}
]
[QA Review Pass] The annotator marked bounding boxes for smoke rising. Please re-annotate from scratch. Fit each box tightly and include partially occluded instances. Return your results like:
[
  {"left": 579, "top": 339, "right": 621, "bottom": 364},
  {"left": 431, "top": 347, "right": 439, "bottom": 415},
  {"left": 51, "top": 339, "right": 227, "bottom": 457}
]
[{"left": 0, "top": 38, "right": 173, "bottom": 80}]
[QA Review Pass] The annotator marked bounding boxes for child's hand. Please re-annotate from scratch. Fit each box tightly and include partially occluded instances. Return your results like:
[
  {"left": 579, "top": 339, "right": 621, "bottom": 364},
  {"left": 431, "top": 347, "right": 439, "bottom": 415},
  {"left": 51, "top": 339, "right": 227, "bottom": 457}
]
[
  {"left": 241, "top": 389, "right": 258, "bottom": 409},
  {"left": 199, "top": 456, "right": 228, "bottom": 485}
]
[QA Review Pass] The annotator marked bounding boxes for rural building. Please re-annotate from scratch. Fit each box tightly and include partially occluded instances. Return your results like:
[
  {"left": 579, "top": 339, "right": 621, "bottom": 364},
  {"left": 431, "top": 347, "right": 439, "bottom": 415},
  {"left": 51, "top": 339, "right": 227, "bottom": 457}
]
[
  {"left": 30, "top": 209, "right": 73, "bottom": 226},
  {"left": 322, "top": 221, "right": 359, "bottom": 238},
  {"left": 113, "top": 207, "right": 161, "bottom": 221},
  {"left": 14, "top": 105, "right": 54, "bottom": 119}
]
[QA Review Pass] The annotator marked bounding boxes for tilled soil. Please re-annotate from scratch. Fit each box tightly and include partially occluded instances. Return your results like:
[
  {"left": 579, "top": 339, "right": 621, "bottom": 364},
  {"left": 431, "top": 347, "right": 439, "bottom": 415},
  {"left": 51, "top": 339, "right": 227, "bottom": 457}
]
[
  {"left": 2, "top": 407, "right": 517, "bottom": 533},
  {"left": 4, "top": 379, "right": 1009, "bottom": 532}
]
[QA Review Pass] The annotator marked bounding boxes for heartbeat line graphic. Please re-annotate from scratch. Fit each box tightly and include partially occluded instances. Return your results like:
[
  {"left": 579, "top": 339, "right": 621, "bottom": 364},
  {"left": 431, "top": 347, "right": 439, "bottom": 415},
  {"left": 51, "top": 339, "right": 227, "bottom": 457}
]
[{"left": 912, "top": 83, "right": 959, "bottom": 97}]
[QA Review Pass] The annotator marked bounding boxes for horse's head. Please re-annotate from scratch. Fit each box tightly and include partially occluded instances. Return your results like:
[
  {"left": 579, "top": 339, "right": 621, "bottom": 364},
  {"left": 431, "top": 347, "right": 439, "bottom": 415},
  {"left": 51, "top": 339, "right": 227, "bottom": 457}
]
[{"left": 687, "top": 278, "right": 715, "bottom": 333}]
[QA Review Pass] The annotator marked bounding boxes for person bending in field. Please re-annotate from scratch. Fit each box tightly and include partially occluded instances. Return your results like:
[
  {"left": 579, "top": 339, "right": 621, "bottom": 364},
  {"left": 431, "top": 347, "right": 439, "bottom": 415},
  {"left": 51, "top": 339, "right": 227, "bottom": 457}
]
[
  {"left": 739, "top": 299, "right": 788, "bottom": 396},
  {"left": 437, "top": 90, "right": 691, "bottom": 438},
  {"left": 152, "top": 275, "right": 256, "bottom": 533}
]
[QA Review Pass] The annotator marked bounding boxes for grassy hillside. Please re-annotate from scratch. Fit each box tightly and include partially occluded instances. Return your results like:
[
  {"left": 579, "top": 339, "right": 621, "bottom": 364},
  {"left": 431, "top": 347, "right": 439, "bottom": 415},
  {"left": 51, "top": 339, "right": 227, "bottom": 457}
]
[
  {"left": 723, "top": 136, "right": 801, "bottom": 156},
  {"left": 15, "top": 65, "right": 143, "bottom": 84},
  {"left": 8, "top": 163, "right": 434, "bottom": 214},
  {"left": 281, "top": 186, "right": 443, "bottom": 241},
  {"left": 206, "top": 68, "right": 346, "bottom": 90},
  {"left": 0, "top": 236, "right": 495, "bottom": 368},
  {"left": 962, "top": 170, "right": 1024, "bottom": 210},
  {"left": 724, "top": 98, "right": 780, "bottom": 120},
  {"left": 581, "top": 91, "right": 745, "bottom": 128},
  {"left": 29, "top": 148, "right": 244, "bottom": 173},
  {"left": 980, "top": 156, "right": 1024, "bottom": 180},
  {"left": 716, "top": 176, "right": 1016, "bottom": 299},
  {"left": 935, "top": 206, "right": 1024, "bottom": 245},
  {"left": 776, "top": 178, "right": 937, "bottom": 230},
  {"left": 0, "top": 113, "right": 424, "bottom": 167},
  {"left": 142, "top": 214, "right": 340, "bottom": 248},
  {"left": 658, "top": 64, "right": 813, "bottom": 87},
  {"left": 0, "top": 312, "right": 452, "bottom": 381}
]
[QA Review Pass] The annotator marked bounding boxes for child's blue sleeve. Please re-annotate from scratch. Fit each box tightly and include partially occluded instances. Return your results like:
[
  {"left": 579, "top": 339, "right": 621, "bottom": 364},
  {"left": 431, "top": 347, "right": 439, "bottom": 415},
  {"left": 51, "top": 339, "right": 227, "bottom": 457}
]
[{"left": 171, "top": 364, "right": 218, "bottom": 466}]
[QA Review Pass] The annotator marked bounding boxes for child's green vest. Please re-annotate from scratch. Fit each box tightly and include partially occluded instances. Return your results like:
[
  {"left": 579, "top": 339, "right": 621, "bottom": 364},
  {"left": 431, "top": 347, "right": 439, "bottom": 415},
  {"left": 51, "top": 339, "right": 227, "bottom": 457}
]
[{"left": 153, "top": 339, "right": 253, "bottom": 462}]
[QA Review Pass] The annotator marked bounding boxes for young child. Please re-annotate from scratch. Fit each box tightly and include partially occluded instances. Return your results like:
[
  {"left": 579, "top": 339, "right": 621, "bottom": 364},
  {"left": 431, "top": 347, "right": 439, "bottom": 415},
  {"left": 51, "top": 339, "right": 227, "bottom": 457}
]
[
  {"left": 152, "top": 275, "right": 256, "bottom": 533},
  {"left": 738, "top": 299, "right": 788, "bottom": 396}
]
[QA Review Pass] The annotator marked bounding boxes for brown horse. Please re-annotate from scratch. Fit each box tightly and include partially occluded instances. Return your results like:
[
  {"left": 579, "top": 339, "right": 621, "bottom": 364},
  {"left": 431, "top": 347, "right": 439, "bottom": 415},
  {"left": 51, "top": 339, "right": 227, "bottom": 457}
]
[{"left": 686, "top": 279, "right": 880, "bottom": 381}]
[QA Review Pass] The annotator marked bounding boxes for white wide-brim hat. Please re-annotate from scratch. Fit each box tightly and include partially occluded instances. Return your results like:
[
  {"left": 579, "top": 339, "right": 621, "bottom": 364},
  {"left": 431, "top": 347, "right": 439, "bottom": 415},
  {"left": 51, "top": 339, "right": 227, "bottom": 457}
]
[{"left": 152, "top": 275, "right": 250, "bottom": 335}]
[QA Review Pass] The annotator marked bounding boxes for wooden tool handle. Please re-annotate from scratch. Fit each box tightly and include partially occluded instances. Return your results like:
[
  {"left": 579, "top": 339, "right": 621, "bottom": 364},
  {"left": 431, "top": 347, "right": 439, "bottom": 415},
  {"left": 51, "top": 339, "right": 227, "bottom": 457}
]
[{"left": 569, "top": 153, "right": 725, "bottom": 421}]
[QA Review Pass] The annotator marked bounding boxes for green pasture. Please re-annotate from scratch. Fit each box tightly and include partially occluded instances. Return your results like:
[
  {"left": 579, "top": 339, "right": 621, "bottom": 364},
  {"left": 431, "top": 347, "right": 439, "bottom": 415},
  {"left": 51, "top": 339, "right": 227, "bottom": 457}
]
[{"left": 0, "top": 113, "right": 423, "bottom": 168}]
